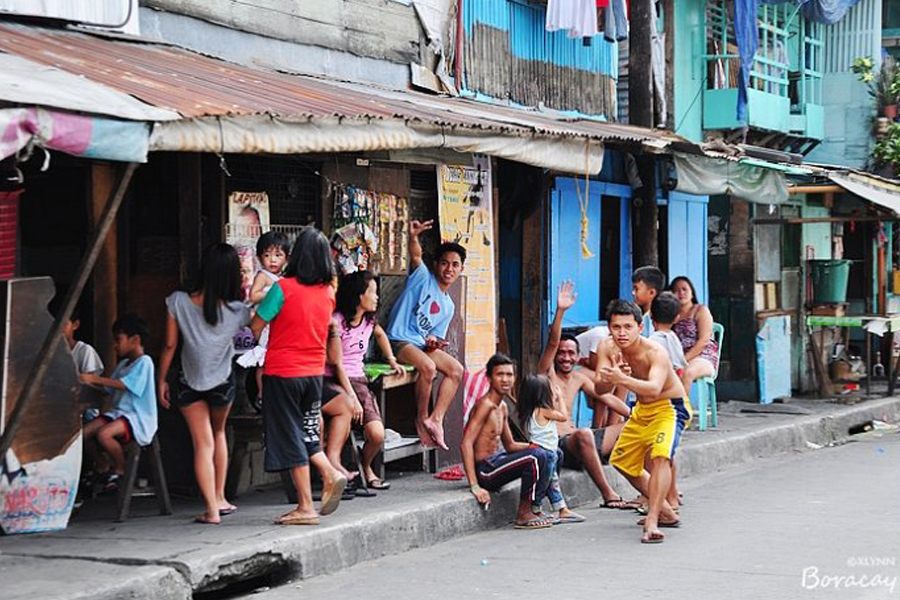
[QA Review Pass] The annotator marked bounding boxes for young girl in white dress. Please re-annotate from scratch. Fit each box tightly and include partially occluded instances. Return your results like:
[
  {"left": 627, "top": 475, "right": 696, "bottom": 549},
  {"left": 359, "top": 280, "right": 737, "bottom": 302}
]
[{"left": 237, "top": 232, "right": 291, "bottom": 399}]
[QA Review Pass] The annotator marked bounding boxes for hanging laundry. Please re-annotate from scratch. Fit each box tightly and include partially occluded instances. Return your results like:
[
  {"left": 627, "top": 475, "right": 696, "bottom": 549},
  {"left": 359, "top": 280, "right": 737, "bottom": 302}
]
[
  {"left": 603, "top": 0, "right": 628, "bottom": 42},
  {"left": 547, "top": 0, "right": 599, "bottom": 39},
  {"left": 650, "top": 0, "right": 666, "bottom": 125}
]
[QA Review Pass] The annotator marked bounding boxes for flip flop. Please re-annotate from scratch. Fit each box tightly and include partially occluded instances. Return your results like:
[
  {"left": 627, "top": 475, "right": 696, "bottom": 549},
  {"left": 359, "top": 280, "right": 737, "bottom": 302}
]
[
  {"left": 514, "top": 517, "right": 552, "bottom": 530},
  {"left": 194, "top": 514, "right": 220, "bottom": 525},
  {"left": 637, "top": 518, "right": 681, "bottom": 528},
  {"left": 319, "top": 475, "right": 347, "bottom": 516},
  {"left": 278, "top": 515, "right": 320, "bottom": 526},
  {"left": 219, "top": 505, "right": 237, "bottom": 516},
  {"left": 367, "top": 478, "right": 391, "bottom": 490},
  {"left": 600, "top": 497, "right": 633, "bottom": 510},
  {"left": 557, "top": 513, "right": 586, "bottom": 524}
]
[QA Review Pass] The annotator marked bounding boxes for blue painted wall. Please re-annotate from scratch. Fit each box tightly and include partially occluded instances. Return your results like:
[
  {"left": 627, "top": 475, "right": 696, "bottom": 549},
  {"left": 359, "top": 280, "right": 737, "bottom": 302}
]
[
  {"left": 463, "top": 0, "right": 618, "bottom": 75},
  {"left": 667, "top": 191, "right": 709, "bottom": 303}
]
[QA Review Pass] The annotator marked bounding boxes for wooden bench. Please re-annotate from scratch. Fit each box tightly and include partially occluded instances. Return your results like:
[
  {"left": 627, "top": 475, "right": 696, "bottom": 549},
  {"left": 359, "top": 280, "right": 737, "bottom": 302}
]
[{"left": 226, "top": 366, "right": 433, "bottom": 497}]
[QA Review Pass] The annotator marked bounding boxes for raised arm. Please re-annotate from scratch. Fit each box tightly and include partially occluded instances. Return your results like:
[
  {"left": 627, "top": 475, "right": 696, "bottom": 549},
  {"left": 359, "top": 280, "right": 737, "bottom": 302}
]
[
  {"left": 156, "top": 313, "right": 180, "bottom": 409},
  {"left": 408, "top": 219, "right": 433, "bottom": 269},
  {"left": 460, "top": 400, "right": 493, "bottom": 504},
  {"left": 685, "top": 305, "right": 714, "bottom": 362},
  {"left": 537, "top": 281, "right": 576, "bottom": 374}
]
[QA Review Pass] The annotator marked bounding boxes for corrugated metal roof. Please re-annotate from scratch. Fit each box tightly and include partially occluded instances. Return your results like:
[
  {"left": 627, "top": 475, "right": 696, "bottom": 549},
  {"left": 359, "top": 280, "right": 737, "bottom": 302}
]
[{"left": 0, "top": 22, "right": 683, "bottom": 147}]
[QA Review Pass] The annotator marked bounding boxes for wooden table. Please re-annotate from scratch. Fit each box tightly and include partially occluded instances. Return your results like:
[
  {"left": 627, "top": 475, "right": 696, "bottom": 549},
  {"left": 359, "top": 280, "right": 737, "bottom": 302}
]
[{"left": 369, "top": 367, "right": 434, "bottom": 478}]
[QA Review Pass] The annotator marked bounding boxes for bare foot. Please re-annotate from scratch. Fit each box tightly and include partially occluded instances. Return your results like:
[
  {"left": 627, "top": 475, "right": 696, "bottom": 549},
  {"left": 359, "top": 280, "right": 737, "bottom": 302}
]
[
  {"left": 415, "top": 420, "right": 437, "bottom": 447},
  {"left": 423, "top": 418, "right": 448, "bottom": 451},
  {"left": 641, "top": 528, "right": 665, "bottom": 544}
]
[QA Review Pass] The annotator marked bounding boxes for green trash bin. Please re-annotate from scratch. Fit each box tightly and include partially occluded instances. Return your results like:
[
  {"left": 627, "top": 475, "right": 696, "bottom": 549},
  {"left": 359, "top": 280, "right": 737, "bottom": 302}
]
[{"left": 809, "top": 259, "right": 851, "bottom": 304}]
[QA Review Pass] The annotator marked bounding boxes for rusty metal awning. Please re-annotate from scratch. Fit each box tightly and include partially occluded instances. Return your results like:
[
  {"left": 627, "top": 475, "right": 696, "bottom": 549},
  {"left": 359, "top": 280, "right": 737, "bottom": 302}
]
[{"left": 0, "top": 21, "right": 691, "bottom": 173}]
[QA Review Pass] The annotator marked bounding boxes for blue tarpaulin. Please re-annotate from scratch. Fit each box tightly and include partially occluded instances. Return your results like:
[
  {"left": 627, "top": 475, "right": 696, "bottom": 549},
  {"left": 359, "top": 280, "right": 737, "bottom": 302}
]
[{"left": 735, "top": 0, "right": 862, "bottom": 121}]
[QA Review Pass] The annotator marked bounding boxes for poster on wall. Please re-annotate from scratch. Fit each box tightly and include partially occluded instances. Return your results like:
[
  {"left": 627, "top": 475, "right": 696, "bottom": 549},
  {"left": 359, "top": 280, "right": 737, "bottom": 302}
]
[
  {"left": 226, "top": 191, "right": 270, "bottom": 302},
  {"left": 437, "top": 156, "right": 496, "bottom": 372}
]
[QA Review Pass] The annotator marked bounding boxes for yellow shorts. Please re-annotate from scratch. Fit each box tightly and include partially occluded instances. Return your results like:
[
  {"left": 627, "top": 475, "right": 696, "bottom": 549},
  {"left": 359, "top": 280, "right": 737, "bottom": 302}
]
[{"left": 610, "top": 397, "right": 691, "bottom": 478}]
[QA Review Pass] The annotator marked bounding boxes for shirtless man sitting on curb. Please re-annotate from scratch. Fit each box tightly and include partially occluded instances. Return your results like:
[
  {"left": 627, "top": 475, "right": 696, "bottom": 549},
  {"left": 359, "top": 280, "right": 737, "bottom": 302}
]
[
  {"left": 539, "top": 282, "right": 633, "bottom": 510},
  {"left": 596, "top": 299, "right": 691, "bottom": 544},
  {"left": 461, "top": 354, "right": 552, "bottom": 529}
]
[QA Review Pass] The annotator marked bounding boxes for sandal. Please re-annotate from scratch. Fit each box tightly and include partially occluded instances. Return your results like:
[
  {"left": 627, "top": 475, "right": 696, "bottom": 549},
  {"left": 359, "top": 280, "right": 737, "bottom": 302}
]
[
  {"left": 514, "top": 517, "right": 552, "bottom": 529},
  {"left": 600, "top": 496, "right": 633, "bottom": 510},
  {"left": 367, "top": 477, "right": 391, "bottom": 490}
]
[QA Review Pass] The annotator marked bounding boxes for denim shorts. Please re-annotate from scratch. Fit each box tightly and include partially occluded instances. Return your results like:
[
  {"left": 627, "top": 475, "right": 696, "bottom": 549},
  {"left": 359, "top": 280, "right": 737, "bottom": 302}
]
[{"left": 175, "top": 371, "right": 235, "bottom": 408}]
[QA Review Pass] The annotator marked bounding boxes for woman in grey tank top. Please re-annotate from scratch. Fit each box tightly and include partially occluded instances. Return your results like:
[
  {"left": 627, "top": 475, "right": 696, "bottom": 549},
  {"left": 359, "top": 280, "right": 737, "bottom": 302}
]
[{"left": 157, "top": 244, "right": 250, "bottom": 524}]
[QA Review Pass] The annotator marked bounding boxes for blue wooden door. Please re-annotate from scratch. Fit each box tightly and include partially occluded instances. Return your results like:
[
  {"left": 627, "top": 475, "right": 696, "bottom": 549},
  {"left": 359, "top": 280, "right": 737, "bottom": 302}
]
[
  {"left": 549, "top": 178, "right": 603, "bottom": 327},
  {"left": 667, "top": 191, "right": 709, "bottom": 303}
]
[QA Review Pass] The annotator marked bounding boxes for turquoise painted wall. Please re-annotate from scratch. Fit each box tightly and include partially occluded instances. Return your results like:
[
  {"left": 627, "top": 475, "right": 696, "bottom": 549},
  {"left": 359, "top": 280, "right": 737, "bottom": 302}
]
[
  {"left": 673, "top": 0, "right": 705, "bottom": 142},
  {"left": 805, "top": 72, "right": 872, "bottom": 169}
]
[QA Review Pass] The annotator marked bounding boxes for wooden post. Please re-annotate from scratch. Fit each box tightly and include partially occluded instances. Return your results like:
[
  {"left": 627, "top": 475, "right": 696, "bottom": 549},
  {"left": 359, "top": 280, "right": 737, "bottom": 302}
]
[
  {"left": 629, "top": 0, "right": 658, "bottom": 268},
  {"left": 629, "top": 0, "right": 654, "bottom": 128},
  {"left": 632, "top": 157, "right": 658, "bottom": 268},
  {"left": 90, "top": 164, "right": 118, "bottom": 367},
  {"left": 520, "top": 180, "right": 545, "bottom": 376},
  {"left": 178, "top": 154, "right": 203, "bottom": 287}
]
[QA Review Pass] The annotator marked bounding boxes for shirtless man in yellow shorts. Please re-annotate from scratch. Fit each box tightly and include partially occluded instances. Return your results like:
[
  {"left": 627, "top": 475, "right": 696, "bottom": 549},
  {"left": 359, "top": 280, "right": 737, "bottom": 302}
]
[{"left": 596, "top": 299, "right": 691, "bottom": 544}]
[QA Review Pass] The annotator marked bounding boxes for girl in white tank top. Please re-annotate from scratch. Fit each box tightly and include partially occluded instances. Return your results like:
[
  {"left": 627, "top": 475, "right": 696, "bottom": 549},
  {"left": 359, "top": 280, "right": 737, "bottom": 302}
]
[{"left": 518, "top": 376, "right": 586, "bottom": 524}]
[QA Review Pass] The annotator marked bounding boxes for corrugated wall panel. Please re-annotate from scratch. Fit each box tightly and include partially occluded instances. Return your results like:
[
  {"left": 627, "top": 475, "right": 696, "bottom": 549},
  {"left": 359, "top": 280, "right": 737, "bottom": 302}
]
[
  {"left": 823, "top": 0, "right": 881, "bottom": 73},
  {"left": 463, "top": 0, "right": 618, "bottom": 118}
]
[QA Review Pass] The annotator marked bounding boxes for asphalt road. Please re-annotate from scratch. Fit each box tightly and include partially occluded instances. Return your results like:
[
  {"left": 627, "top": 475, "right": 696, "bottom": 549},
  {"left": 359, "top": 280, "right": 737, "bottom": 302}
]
[{"left": 242, "top": 432, "right": 900, "bottom": 600}]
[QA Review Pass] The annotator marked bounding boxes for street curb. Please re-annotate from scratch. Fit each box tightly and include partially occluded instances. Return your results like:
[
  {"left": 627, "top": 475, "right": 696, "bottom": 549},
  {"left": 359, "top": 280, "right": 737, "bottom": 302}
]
[
  {"left": 26, "top": 397, "right": 900, "bottom": 598},
  {"left": 1, "top": 555, "right": 191, "bottom": 600},
  {"left": 182, "top": 396, "right": 900, "bottom": 594}
]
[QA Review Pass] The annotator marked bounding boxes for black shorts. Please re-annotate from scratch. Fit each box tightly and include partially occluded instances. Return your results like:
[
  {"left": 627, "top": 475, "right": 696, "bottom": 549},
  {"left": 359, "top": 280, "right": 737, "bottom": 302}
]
[
  {"left": 559, "top": 427, "right": 610, "bottom": 469},
  {"left": 175, "top": 371, "right": 235, "bottom": 408},
  {"left": 262, "top": 375, "right": 323, "bottom": 471}
]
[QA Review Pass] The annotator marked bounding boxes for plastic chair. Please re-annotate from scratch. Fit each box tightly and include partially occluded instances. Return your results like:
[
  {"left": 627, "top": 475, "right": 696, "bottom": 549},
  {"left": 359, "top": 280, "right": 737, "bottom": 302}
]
[{"left": 693, "top": 323, "right": 724, "bottom": 431}]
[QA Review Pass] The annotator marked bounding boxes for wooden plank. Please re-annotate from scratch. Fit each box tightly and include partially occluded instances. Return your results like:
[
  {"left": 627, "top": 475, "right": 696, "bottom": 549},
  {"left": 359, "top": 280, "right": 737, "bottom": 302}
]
[{"left": 90, "top": 163, "right": 118, "bottom": 367}]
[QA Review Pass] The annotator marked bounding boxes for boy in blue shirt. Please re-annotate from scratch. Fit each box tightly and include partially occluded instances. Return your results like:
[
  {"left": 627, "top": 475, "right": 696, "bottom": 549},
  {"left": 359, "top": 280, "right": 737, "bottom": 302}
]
[
  {"left": 80, "top": 314, "right": 157, "bottom": 492},
  {"left": 387, "top": 219, "right": 465, "bottom": 451}
]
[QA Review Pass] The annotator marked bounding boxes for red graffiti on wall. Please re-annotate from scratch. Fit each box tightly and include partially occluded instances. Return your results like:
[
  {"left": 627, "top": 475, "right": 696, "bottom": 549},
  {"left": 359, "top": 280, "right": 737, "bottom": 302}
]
[{"left": 3, "top": 479, "right": 72, "bottom": 518}]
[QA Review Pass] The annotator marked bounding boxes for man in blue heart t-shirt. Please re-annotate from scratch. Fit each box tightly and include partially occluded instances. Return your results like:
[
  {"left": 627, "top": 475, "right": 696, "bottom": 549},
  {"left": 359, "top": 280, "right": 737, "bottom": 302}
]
[{"left": 387, "top": 219, "right": 466, "bottom": 451}]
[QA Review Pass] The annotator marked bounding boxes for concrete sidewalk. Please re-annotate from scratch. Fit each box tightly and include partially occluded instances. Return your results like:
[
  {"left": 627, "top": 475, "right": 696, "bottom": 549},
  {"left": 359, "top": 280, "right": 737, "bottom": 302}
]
[{"left": 3, "top": 395, "right": 900, "bottom": 600}]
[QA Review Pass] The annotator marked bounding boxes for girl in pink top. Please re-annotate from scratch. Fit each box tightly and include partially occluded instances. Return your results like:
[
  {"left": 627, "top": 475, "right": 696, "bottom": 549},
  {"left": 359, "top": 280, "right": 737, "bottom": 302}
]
[
  {"left": 324, "top": 271, "right": 404, "bottom": 489},
  {"left": 669, "top": 276, "right": 720, "bottom": 395}
]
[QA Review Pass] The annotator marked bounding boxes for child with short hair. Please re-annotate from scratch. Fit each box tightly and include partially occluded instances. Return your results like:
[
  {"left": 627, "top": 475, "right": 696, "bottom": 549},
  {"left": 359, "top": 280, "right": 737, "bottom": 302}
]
[
  {"left": 517, "top": 375, "right": 585, "bottom": 524},
  {"left": 238, "top": 231, "right": 292, "bottom": 402},
  {"left": 650, "top": 291, "right": 688, "bottom": 511},
  {"left": 650, "top": 292, "right": 687, "bottom": 375},
  {"left": 53, "top": 302, "right": 104, "bottom": 420},
  {"left": 631, "top": 266, "right": 666, "bottom": 337},
  {"left": 80, "top": 314, "right": 157, "bottom": 492}
]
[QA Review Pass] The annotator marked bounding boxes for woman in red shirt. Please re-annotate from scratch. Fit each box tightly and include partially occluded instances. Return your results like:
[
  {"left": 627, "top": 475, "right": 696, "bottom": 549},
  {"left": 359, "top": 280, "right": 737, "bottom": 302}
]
[{"left": 250, "top": 227, "right": 347, "bottom": 525}]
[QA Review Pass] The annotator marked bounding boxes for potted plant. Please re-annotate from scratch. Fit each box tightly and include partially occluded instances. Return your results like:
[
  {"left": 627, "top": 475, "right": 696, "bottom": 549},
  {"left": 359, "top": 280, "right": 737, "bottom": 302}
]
[
  {"left": 872, "top": 122, "right": 900, "bottom": 176},
  {"left": 853, "top": 56, "right": 900, "bottom": 118}
]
